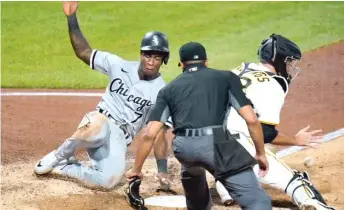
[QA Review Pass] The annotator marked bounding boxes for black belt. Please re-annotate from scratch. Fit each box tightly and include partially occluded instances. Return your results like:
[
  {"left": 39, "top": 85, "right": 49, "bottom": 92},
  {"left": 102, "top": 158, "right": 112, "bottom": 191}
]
[
  {"left": 175, "top": 127, "right": 240, "bottom": 139},
  {"left": 97, "top": 108, "right": 130, "bottom": 140},
  {"left": 175, "top": 127, "right": 217, "bottom": 137},
  {"left": 98, "top": 108, "right": 113, "bottom": 119}
]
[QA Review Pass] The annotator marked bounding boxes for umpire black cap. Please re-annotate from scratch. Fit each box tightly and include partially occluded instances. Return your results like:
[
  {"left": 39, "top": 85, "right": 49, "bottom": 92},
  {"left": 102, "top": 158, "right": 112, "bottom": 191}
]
[{"left": 178, "top": 42, "right": 207, "bottom": 66}]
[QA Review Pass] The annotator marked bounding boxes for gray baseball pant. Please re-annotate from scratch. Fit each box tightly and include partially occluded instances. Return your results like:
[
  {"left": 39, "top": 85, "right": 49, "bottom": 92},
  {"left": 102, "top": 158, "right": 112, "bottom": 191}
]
[
  {"left": 172, "top": 134, "right": 272, "bottom": 210},
  {"left": 54, "top": 111, "right": 129, "bottom": 189}
]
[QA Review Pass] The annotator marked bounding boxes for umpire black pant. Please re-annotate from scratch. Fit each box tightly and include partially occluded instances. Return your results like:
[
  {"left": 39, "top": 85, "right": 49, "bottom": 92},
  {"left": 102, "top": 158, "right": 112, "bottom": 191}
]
[{"left": 173, "top": 126, "right": 272, "bottom": 210}]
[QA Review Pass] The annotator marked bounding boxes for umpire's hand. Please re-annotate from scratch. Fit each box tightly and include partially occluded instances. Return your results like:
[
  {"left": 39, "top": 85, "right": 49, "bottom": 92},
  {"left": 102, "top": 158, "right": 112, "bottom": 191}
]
[{"left": 255, "top": 154, "right": 269, "bottom": 177}]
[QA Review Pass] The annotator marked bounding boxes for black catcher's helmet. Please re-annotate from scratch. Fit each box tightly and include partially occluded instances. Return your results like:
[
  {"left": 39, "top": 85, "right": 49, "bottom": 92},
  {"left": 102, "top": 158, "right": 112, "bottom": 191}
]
[
  {"left": 258, "top": 34, "right": 302, "bottom": 83},
  {"left": 140, "top": 31, "right": 170, "bottom": 65}
]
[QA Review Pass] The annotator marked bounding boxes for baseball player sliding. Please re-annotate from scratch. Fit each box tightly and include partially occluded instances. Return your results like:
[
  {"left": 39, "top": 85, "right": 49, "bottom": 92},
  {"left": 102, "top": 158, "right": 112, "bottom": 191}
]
[
  {"left": 216, "top": 34, "right": 335, "bottom": 210},
  {"left": 34, "top": 1, "right": 171, "bottom": 189}
]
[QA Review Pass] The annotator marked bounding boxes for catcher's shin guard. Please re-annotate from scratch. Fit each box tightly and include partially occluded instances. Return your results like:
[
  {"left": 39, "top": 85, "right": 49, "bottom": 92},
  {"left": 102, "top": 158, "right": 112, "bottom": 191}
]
[
  {"left": 125, "top": 177, "right": 147, "bottom": 210},
  {"left": 285, "top": 171, "right": 335, "bottom": 210}
]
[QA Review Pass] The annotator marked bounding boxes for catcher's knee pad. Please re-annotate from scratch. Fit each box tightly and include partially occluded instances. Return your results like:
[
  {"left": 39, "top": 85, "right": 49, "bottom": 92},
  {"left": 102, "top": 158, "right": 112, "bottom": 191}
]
[
  {"left": 285, "top": 171, "right": 335, "bottom": 209},
  {"left": 72, "top": 111, "right": 110, "bottom": 148}
]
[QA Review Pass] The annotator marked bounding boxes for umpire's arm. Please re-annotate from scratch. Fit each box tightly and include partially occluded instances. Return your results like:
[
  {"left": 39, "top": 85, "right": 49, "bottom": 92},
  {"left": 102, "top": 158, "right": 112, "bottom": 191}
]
[{"left": 132, "top": 88, "right": 171, "bottom": 173}]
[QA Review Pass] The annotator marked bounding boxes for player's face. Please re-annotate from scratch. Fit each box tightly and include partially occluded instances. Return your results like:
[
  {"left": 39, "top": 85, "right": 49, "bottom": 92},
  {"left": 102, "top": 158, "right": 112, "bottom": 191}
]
[
  {"left": 140, "top": 52, "right": 164, "bottom": 76},
  {"left": 285, "top": 57, "right": 301, "bottom": 81}
]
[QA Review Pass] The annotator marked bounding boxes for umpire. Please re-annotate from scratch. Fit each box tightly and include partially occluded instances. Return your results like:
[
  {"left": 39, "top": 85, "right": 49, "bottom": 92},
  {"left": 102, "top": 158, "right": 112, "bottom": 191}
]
[{"left": 126, "top": 41, "right": 272, "bottom": 210}]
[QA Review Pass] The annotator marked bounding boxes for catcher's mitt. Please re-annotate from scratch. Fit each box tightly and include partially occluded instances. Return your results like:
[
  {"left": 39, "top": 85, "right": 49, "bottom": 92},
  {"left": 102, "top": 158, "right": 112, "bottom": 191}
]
[{"left": 125, "top": 176, "right": 147, "bottom": 210}]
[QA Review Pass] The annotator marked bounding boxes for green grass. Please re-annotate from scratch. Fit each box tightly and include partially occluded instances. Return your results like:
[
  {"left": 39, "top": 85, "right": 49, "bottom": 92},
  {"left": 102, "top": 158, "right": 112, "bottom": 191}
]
[{"left": 2, "top": 2, "right": 344, "bottom": 88}]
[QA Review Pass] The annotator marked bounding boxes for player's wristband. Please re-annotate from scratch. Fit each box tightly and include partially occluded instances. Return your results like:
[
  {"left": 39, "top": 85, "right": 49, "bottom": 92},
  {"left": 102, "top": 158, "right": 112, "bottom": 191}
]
[
  {"left": 67, "top": 13, "right": 80, "bottom": 31},
  {"left": 156, "top": 159, "right": 168, "bottom": 173}
]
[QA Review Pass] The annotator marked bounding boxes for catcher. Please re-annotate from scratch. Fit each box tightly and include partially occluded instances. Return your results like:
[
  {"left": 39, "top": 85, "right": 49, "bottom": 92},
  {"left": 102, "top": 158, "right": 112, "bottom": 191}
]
[{"left": 215, "top": 34, "right": 335, "bottom": 210}]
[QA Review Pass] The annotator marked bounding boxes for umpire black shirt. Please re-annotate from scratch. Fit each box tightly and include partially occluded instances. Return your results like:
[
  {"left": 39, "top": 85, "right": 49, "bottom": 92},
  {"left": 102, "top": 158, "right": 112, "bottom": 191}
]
[{"left": 148, "top": 63, "right": 251, "bottom": 134}]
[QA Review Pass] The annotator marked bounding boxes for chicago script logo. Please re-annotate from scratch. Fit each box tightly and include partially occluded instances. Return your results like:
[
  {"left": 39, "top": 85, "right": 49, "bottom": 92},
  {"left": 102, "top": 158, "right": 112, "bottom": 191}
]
[{"left": 109, "top": 78, "right": 153, "bottom": 111}]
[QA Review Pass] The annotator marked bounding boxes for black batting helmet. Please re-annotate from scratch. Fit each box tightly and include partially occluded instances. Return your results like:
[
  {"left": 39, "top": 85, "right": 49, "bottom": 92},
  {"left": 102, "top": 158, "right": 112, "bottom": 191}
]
[
  {"left": 258, "top": 34, "right": 301, "bottom": 83},
  {"left": 140, "top": 31, "right": 170, "bottom": 64}
]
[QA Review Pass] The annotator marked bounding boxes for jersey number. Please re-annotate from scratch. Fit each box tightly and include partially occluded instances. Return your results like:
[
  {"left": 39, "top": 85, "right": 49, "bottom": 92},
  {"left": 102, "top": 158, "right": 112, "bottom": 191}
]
[
  {"left": 240, "top": 72, "right": 270, "bottom": 92},
  {"left": 131, "top": 112, "right": 143, "bottom": 123},
  {"left": 253, "top": 72, "right": 270, "bottom": 82}
]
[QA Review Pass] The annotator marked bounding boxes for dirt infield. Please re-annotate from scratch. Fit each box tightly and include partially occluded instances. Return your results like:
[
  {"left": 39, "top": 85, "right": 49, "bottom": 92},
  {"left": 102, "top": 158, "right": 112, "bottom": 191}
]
[{"left": 1, "top": 41, "right": 344, "bottom": 209}]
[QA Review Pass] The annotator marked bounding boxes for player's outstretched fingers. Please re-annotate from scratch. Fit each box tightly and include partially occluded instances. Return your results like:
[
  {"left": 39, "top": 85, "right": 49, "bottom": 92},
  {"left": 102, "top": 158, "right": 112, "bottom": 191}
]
[
  {"left": 300, "top": 125, "right": 311, "bottom": 132},
  {"left": 309, "top": 129, "right": 323, "bottom": 135},
  {"left": 307, "top": 135, "right": 324, "bottom": 148}
]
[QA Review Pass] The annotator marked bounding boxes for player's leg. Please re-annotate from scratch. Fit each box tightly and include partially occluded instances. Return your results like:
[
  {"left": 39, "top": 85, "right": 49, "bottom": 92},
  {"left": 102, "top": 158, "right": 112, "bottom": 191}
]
[
  {"left": 34, "top": 111, "right": 101, "bottom": 174},
  {"left": 50, "top": 115, "right": 128, "bottom": 189},
  {"left": 216, "top": 133, "right": 334, "bottom": 209}
]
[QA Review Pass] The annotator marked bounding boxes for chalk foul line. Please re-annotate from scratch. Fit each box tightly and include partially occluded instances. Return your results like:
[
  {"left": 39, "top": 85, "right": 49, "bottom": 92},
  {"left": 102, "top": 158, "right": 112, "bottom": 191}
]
[
  {"left": 2, "top": 91, "right": 343, "bottom": 158},
  {"left": 276, "top": 127, "right": 344, "bottom": 158},
  {"left": 1, "top": 92, "right": 103, "bottom": 97}
]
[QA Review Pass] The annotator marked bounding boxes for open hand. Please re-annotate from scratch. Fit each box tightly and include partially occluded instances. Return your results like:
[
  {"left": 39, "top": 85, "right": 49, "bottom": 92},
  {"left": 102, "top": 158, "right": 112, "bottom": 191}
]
[
  {"left": 63, "top": 1, "right": 78, "bottom": 16},
  {"left": 295, "top": 125, "right": 323, "bottom": 148}
]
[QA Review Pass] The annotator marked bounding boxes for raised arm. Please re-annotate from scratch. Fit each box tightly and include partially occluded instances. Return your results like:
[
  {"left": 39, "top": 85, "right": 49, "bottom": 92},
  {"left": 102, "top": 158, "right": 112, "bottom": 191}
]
[{"left": 63, "top": 1, "right": 92, "bottom": 65}]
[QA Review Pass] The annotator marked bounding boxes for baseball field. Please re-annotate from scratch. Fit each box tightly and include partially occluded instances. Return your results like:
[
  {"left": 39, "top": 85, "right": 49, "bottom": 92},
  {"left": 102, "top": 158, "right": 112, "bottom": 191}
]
[{"left": 1, "top": 1, "right": 344, "bottom": 210}]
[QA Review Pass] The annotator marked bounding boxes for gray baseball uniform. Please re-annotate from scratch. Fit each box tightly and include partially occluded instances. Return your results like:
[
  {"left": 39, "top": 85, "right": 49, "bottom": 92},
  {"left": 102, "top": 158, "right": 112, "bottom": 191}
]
[
  {"left": 91, "top": 50, "right": 167, "bottom": 140},
  {"left": 52, "top": 49, "right": 167, "bottom": 188}
]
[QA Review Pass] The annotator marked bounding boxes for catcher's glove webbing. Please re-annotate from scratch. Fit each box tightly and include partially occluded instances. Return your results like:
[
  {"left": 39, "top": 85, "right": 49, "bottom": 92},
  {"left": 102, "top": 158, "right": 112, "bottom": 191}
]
[{"left": 125, "top": 176, "right": 147, "bottom": 210}]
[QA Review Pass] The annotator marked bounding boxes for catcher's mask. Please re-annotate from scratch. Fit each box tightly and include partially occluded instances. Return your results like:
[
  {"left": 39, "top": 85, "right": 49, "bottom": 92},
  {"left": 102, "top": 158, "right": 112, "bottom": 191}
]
[
  {"left": 258, "top": 34, "right": 302, "bottom": 83},
  {"left": 140, "top": 31, "right": 170, "bottom": 65}
]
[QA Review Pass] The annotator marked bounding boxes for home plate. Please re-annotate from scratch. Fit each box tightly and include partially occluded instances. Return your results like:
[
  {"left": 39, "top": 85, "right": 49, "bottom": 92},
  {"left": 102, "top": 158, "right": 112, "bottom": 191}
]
[{"left": 144, "top": 195, "right": 186, "bottom": 208}]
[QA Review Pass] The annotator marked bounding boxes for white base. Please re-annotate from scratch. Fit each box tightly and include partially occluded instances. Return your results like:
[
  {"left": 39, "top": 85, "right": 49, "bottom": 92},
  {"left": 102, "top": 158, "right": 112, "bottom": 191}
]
[{"left": 144, "top": 195, "right": 186, "bottom": 208}]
